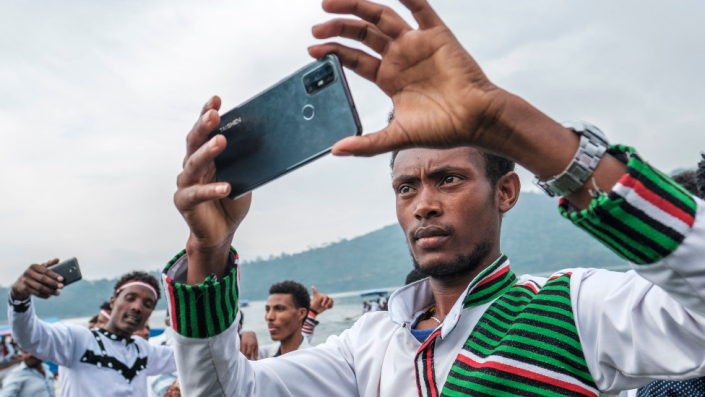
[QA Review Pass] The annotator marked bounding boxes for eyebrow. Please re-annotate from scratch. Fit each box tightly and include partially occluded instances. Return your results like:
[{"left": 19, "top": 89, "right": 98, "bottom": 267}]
[{"left": 393, "top": 166, "right": 469, "bottom": 184}]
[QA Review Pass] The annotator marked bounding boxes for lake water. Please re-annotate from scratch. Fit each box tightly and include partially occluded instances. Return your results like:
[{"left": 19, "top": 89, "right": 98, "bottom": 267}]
[{"left": 60, "top": 287, "right": 400, "bottom": 346}]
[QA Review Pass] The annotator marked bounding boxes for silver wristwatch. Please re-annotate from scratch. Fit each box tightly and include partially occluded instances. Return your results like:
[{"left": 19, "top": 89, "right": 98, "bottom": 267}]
[{"left": 535, "top": 121, "right": 609, "bottom": 197}]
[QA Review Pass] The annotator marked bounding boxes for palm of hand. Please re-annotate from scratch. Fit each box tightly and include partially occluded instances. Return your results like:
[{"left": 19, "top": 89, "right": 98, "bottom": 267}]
[{"left": 377, "top": 28, "right": 498, "bottom": 150}]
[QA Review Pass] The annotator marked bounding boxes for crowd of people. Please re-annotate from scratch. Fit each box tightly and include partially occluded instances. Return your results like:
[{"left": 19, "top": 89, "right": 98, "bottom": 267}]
[
  {"left": 5, "top": 0, "right": 705, "bottom": 396},
  {"left": 2, "top": 266, "right": 336, "bottom": 396}
]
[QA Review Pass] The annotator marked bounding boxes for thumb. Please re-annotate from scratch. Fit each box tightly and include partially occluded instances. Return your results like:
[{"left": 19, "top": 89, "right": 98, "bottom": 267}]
[
  {"left": 311, "top": 286, "right": 318, "bottom": 297},
  {"left": 331, "top": 123, "right": 411, "bottom": 157}
]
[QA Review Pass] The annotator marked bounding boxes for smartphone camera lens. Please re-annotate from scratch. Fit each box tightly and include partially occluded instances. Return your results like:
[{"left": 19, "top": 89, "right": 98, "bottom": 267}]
[{"left": 303, "top": 62, "right": 336, "bottom": 95}]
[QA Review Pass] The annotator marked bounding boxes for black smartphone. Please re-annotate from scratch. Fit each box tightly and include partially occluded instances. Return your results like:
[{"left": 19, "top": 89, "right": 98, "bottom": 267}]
[
  {"left": 209, "top": 54, "right": 363, "bottom": 199},
  {"left": 49, "top": 258, "right": 83, "bottom": 286}
]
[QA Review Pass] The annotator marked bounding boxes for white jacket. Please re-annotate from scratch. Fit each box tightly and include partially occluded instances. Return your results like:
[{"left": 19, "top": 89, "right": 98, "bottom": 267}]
[{"left": 161, "top": 146, "right": 705, "bottom": 396}]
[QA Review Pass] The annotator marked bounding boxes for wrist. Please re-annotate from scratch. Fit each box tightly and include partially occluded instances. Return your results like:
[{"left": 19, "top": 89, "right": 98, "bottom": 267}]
[
  {"left": 473, "top": 90, "right": 579, "bottom": 180},
  {"left": 185, "top": 234, "right": 234, "bottom": 284},
  {"left": 10, "top": 287, "right": 29, "bottom": 302}
]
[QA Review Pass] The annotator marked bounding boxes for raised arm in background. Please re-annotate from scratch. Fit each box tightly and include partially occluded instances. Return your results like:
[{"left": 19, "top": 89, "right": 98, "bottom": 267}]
[
  {"left": 8, "top": 259, "right": 79, "bottom": 367},
  {"left": 166, "top": 0, "right": 705, "bottom": 395}
]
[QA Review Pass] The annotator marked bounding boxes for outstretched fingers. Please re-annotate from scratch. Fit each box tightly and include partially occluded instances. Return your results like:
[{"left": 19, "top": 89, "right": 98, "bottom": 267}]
[
  {"left": 313, "top": 19, "right": 391, "bottom": 55},
  {"left": 308, "top": 43, "right": 381, "bottom": 82},
  {"left": 322, "top": 0, "right": 411, "bottom": 38},
  {"left": 398, "top": 0, "right": 444, "bottom": 30}
]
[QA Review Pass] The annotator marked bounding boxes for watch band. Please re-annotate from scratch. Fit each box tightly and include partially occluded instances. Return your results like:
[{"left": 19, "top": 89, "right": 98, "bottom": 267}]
[{"left": 535, "top": 121, "right": 609, "bottom": 197}]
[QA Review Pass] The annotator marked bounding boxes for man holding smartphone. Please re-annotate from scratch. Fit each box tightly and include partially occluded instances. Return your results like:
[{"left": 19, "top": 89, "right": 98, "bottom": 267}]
[
  {"left": 8, "top": 268, "right": 176, "bottom": 397},
  {"left": 163, "top": 0, "right": 705, "bottom": 396}
]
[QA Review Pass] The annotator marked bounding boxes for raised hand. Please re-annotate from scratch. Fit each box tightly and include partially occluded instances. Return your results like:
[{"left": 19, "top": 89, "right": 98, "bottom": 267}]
[
  {"left": 239, "top": 331, "right": 259, "bottom": 361},
  {"left": 309, "top": 0, "right": 507, "bottom": 157},
  {"left": 310, "top": 286, "right": 335, "bottom": 314},
  {"left": 174, "top": 96, "right": 252, "bottom": 284},
  {"left": 11, "top": 259, "right": 64, "bottom": 300}
]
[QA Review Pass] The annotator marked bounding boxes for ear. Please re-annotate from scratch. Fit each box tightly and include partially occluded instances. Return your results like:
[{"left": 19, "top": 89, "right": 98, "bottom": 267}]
[
  {"left": 110, "top": 296, "right": 116, "bottom": 310},
  {"left": 297, "top": 307, "right": 308, "bottom": 322},
  {"left": 496, "top": 171, "right": 521, "bottom": 214}
]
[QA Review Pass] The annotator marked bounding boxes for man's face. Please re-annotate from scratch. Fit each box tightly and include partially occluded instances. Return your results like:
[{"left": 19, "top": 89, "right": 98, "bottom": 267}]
[
  {"left": 393, "top": 148, "right": 500, "bottom": 277},
  {"left": 109, "top": 285, "right": 156, "bottom": 335},
  {"left": 96, "top": 312, "right": 109, "bottom": 329},
  {"left": 265, "top": 294, "right": 306, "bottom": 342}
]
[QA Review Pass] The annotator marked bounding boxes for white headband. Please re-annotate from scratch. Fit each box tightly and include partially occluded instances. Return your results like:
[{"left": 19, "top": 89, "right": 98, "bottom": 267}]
[
  {"left": 100, "top": 309, "right": 111, "bottom": 319},
  {"left": 116, "top": 281, "right": 158, "bottom": 300}
]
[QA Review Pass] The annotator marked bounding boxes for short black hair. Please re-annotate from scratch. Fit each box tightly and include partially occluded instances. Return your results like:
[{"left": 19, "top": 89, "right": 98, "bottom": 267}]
[
  {"left": 100, "top": 301, "right": 112, "bottom": 312},
  {"left": 89, "top": 314, "right": 99, "bottom": 325},
  {"left": 113, "top": 271, "right": 161, "bottom": 301},
  {"left": 672, "top": 170, "right": 699, "bottom": 197},
  {"left": 390, "top": 149, "right": 515, "bottom": 188},
  {"left": 269, "top": 280, "right": 310, "bottom": 312},
  {"left": 405, "top": 268, "right": 428, "bottom": 285}
]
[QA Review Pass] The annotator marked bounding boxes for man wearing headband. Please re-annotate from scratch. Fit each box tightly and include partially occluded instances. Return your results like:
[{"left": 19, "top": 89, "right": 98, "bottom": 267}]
[
  {"left": 95, "top": 301, "right": 112, "bottom": 329},
  {"left": 165, "top": 0, "right": 705, "bottom": 395},
  {"left": 8, "top": 268, "right": 176, "bottom": 397}
]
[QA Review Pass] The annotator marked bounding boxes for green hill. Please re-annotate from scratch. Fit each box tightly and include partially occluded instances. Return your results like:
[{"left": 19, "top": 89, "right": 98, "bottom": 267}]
[
  {"left": 238, "top": 192, "right": 626, "bottom": 300},
  {"left": 1, "top": 193, "right": 628, "bottom": 323}
]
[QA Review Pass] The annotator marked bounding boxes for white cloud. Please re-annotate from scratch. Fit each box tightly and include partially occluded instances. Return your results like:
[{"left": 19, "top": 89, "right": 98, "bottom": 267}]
[{"left": 0, "top": 0, "right": 703, "bottom": 283}]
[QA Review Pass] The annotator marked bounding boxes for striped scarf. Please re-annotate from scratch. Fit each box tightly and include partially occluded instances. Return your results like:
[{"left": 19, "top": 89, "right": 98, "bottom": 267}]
[{"left": 414, "top": 255, "right": 598, "bottom": 397}]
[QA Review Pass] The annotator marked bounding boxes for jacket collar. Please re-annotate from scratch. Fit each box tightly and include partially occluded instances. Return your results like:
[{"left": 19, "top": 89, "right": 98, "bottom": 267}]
[
  {"left": 387, "top": 254, "right": 515, "bottom": 339},
  {"left": 97, "top": 328, "right": 135, "bottom": 344}
]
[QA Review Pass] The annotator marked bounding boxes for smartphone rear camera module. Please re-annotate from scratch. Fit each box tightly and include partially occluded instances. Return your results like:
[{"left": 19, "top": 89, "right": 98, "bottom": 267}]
[{"left": 303, "top": 62, "right": 336, "bottom": 95}]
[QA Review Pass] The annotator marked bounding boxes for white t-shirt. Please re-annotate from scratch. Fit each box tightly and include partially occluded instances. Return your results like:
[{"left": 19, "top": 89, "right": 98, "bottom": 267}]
[{"left": 8, "top": 295, "right": 177, "bottom": 397}]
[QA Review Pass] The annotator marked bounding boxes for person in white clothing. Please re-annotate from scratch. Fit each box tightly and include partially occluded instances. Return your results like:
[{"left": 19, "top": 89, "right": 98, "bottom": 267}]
[
  {"left": 94, "top": 302, "right": 112, "bottom": 330},
  {"left": 239, "top": 282, "right": 333, "bottom": 360},
  {"left": 0, "top": 350, "right": 54, "bottom": 397},
  {"left": 9, "top": 268, "right": 176, "bottom": 397},
  {"left": 257, "top": 281, "right": 325, "bottom": 359},
  {"left": 147, "top": 317, "right": 178, "bottom": 397},
  {"left": 162, "top": 0, "right": 705, "bottom": 395}
]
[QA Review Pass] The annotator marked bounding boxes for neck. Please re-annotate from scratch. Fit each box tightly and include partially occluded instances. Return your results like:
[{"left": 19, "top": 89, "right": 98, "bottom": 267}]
[
  {"left": 104, "top": 320, "right": 132, "bottom": 339},
  {"left": 429, "top": 245, "right": 502, "bottom": 323},
  {"left": 279, "top": 330, "right": 303, "bottom": 355},
  {"left": 26, "top": 361, "right": 44, "bottom": 374}
]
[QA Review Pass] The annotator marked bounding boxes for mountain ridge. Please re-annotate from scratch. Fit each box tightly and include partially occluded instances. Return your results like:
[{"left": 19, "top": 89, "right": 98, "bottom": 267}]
[{"left": 1, "top": 193, "right": 627, "bottom": 323}]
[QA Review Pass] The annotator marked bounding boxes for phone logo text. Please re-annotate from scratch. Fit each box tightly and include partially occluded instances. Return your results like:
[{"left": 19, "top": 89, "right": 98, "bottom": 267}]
[{"left": 219, "top": 117, "right": 242, "bottom": 132}]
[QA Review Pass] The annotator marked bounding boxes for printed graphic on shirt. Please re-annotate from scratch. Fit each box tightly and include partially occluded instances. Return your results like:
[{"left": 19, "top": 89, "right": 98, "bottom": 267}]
[
  {"left": 441, "top": 273, "right": 598, "bottom": 397},
  {"left": 79, "top": 330, "right": 147, "bottom": 383},
  {"left": 9, "top": 296, "right": 31, "bottom": 313}
]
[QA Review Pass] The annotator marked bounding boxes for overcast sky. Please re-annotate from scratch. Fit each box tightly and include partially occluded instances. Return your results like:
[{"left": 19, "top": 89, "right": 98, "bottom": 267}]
[{"left": 1, "top": 0, "right": 704, "bottom": 284}]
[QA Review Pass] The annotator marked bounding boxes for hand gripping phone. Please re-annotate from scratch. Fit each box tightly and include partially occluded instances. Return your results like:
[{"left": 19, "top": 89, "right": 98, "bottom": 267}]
[
  {"left": 49, "top": 258, "right": 83, "bottom": 286},
  {"left": 209, "top": 54, "right": 363, "bottom": 199}
]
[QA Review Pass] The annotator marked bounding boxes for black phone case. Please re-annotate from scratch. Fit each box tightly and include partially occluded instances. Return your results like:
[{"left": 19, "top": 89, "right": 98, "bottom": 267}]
[
  {"left": 209, "top": 54, "right": 362, "bottom": 199},
  {"left": 50, "top": 258, "right": 82, "bottom": 286}
]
